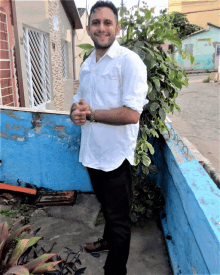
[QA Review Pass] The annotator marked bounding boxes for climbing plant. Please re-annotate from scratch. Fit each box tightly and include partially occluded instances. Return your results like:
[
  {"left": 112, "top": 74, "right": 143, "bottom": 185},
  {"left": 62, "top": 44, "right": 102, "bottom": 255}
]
[{"left": 77, "top": 3, "right": 195, "bottom": 225}]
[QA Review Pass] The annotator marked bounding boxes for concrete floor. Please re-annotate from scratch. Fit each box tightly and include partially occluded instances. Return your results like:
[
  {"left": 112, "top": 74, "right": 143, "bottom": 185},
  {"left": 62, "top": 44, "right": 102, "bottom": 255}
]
[{"left": 0, "top": 194, "right": 173, "bottom": 275}]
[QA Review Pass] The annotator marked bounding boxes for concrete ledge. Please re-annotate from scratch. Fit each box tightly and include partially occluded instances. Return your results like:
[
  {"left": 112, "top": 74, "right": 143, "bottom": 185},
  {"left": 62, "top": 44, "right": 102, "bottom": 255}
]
[
  {"left": 0, "top": 108, "right": 92, "bottom": 192},
  {"left": 182, "top": 137, "right": 220, "bottom": 189},
  {"left": 0, "top": 105, "right": 69, "bottom": 115},
  {"left": 151, "top": 129, "right": 220, "bottom": 275}
]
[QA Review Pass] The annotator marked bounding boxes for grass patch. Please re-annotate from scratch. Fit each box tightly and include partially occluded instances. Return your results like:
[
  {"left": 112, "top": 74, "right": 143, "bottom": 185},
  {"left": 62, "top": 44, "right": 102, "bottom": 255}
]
[
  {"left": 94, "top": 209, "right": 105, "bottom": 226},
  {"left": 203, "top": 76, "right": 210, "bottom": 83},
  {"left": 0, "top": 209, "right": 19, "bottom": 218}
]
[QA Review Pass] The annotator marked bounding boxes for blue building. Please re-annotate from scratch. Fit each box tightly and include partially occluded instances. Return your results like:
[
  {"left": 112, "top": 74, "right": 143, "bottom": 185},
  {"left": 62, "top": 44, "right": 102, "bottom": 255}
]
[{"left": 175, "top": 23, "right": 220, "bottom": 71}]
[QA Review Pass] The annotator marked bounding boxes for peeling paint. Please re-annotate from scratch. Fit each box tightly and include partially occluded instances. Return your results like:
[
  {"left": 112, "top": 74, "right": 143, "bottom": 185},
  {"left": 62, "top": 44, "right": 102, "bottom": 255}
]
[
  {"left": 4, "top": 110, "right": 23, "bottom": 120},
  {"left": 191, "top": 266, "right": 197, "bottom": 275},
  {"left": 200, "top": 198, "right": 207, "bottom": 205},
  {"left": 0, "top": 132, "right": 9, "bottom": 139},
  {"left": 53, "top": 125, "right": 65, "bottom": 134},
  {"left": 210, "top": 217, "right": 220, "bottom": 231},
  {"left": 32, "top": 113, "right": 42, "bottom": 129},
  {"left": 12, "top": 125, "right": 20, "bottom": 130},
  {"left": 11, "top": 135, "right": 26, "bottom": 141},
  {"left": 5, "top": 124, "right": 10, "bottom": 131}
]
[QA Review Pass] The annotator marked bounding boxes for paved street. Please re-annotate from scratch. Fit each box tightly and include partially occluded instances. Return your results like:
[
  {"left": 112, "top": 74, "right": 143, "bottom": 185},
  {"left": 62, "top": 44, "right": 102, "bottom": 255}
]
[{"left": 169, "top": 73, "right": 220, "bottom": 175}]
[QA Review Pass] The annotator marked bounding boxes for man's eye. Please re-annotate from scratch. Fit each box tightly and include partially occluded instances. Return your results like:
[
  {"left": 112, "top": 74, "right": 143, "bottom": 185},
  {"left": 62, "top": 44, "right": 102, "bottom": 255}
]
[
  {"left": 92, "top": 21, "right": 98, "bottom": 25},
  {"left": 105, "top": 21, "right": 111, "bottom": 25}
]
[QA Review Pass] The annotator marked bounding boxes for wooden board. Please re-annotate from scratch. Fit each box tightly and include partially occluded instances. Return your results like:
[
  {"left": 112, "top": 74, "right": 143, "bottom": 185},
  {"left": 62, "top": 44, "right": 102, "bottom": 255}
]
[{"left": 35, "top": 190, "right": 77, "bottom": 206}]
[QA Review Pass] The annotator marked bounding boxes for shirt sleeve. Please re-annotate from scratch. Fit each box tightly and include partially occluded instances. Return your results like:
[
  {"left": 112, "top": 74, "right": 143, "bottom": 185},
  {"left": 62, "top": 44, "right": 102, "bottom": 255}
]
[
  {"left": 72, "top": 70, "right": 83, "bottom": 104},
  {"left": 121, "top": 53, "right": 148, "bottom": 114},
  {"left": 72, "top": 86, "right": 82, "bottom": 104}
]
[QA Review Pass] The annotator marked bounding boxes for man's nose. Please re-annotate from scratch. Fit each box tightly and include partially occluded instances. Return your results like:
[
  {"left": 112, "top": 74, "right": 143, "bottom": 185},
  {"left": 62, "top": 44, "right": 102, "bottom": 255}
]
[{"left": 98, "top": 22, "right": 105, "bottom": 32}]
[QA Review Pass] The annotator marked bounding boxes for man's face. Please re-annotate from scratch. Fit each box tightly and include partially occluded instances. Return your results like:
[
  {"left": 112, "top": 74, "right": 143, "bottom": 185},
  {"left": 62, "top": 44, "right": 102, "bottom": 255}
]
[{"left": 86, "top": 7, "right": 121, "bottom": 50}]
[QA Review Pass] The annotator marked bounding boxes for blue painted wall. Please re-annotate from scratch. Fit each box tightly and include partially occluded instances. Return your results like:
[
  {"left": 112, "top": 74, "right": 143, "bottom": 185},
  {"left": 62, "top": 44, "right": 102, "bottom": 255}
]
[
  {"left": 174, "top": 26, "right": 220, "bottom": 70},
  {"left": 150, "top": 131, "right": 220, "bottom": 275},
  {"left": 1, "top": 107, "right": 220, "bottom": 274},
  {"left": 0, "top": 108, "right": 93, "bottom": 192}
]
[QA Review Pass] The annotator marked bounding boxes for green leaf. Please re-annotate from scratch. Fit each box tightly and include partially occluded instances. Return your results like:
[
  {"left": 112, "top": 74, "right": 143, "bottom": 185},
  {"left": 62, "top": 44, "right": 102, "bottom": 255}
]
[
  {"left": 142, "top": 165, "right": 149, "bottom": 175},
  {"left": 141, "top": 141, "right": 148, "bottom": 151},
  {"left": 147, "top": 82, "right": 153, "bottom": 93},
  {"left": 32, "top": 260, "right": 62, "bottom": 274},
  {"left": 150, "top": 129, "right": 159, "bottom": 138},
  {"left": 181, "top": 78, "right": 189, "bottom": 87},
  {"left": 148, "top": 165, "right": 158, "bottom": 174},
  {"left": 168, "top": 70, "right": 175, "bottom": 81},
  {"left": 159, "top": 109, "right": 166, "bottom": 121},
  {"left": 24, "top": 237, "right": 42, "bottom": 252},
  {"left": 134, "top": 154, "right": 141, "bottom": 166},
  {"left": 7, "top": 239, "right": 29, "bottom": 268},
  {"left": 24, "top": 253, "right": 57, "bottom": 273},
  {"left": 146, "top": 142, "right": 155, "bottom": 155},
  {"left": 173, "top": 78, "right": 182, "bottom": 89},
  {"left": 143, "top": 125, "right": 151, "bottom": 136},
  {"left": 190, "top": 55, "right": 195, "bottom": 64},
  {"left": 175, "top": 103, "right": 181, "bottom": 113},
  {"left": 177, "top": 71, "right": 183, "bottom": 79},
  {"left": 152, "top": 77, "right": 160, "bottom": 89},
  {"left": 3, "top": 266, "right": 29, "bottom": 275},
  {"left": 142, "top": 132, "right": 147, "bottom": 141},
  {"left": 147, "top": 88, "right": 156, "bottom": 101},
  {"left": 150, "top": 102, "right": 159, "bottom": 112},
  {"left": 142, "top": 154, "right": 151, "bottom": 166},
  {"left": 0, "top": 222, "right": 9, "bottom": 244},
  {"left": 6, "top": 224, "right": 31, "bottom": 250},
  {"left": 77, "top": 43, "right": 94, "bottom": 50}
]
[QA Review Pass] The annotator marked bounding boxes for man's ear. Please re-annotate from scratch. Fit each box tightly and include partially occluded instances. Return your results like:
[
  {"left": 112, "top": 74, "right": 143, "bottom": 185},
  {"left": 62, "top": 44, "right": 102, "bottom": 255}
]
[
  {"left": 86, "top": 26, "right": 90, "bottom": 36},
  {"left": 116, "top": 24, "right": 121, "bottom": 36}
]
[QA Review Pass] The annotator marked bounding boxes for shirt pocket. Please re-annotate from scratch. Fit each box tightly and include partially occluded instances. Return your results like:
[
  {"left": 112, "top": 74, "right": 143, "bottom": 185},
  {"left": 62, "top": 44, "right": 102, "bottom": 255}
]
[
  {"left": 96, "top": 70, "right": 121, "bottom": 109},
  {"left": 101, "top": 70, "right": 120, "bottom": 95}
]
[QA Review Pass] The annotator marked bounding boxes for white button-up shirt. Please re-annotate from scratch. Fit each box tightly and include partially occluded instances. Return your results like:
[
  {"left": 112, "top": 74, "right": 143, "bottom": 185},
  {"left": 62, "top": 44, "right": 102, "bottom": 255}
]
[{"left": 73, "top": 40, "right": 148, "bottom": 171}]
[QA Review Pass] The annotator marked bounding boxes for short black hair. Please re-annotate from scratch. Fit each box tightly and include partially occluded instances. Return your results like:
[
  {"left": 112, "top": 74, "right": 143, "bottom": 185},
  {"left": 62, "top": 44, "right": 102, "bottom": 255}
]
[{"left": 88, "top": 1, "right": 118, "bottom": 25}]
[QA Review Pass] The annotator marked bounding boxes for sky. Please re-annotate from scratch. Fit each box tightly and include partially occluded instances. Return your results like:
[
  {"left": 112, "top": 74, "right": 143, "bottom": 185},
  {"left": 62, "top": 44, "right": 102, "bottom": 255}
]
[{"left": 74, "top": 0, "right": 168, "bottom": 17}]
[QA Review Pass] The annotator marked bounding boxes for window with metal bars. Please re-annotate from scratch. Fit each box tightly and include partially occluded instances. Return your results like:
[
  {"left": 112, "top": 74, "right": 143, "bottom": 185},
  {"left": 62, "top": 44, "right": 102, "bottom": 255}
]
[
  {"left": 23, "top": 27, "right": 51, "bottom": 108},
  {"left": 61, "top": 40, "right": 68, "bottom": 79}
]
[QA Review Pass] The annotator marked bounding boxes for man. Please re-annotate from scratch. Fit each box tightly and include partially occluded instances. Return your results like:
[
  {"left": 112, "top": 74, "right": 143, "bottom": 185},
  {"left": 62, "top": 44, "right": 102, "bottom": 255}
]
[{"left": 70, "top": 1, "right": 148, "bottom": 274}]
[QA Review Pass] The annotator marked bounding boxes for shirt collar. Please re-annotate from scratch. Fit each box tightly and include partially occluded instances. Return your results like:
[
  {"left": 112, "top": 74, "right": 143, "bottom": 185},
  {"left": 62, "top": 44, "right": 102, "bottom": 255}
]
[{"left": 91, "top": 39, "right": 120, "bottom": 62}]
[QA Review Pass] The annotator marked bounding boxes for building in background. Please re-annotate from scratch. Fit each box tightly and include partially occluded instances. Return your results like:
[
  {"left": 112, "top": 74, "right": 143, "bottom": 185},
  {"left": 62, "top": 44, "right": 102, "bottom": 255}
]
[
  {"left": 73, "top": 8, "right": 94, "bottom": 96},
  {"left": 75, "top": 8, "right": 93, "bottom": 80},
  {"left": 168, "top": 0, "right": 220, "bottom": 28},
  {"left": 0, "top": 0, "right": 19, "bottom": 107},
  {"left": 0, "top": 0, "right": 83, "bottom": 111},
  {"left": 174, "top": 23, "right": 220, "bottom": 70}
]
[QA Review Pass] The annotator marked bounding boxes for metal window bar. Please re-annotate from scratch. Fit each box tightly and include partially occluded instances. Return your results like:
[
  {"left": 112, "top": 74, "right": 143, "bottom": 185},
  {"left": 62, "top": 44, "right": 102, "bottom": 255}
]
[
  {"left": 61, "top": 40, "right": 68, "bottom": 79},
  {"left": 0, "top": 11, "right": 14, "bottom": 106},
  {"left": 23, "top": 27, "right": 51, "bottom": 108}
]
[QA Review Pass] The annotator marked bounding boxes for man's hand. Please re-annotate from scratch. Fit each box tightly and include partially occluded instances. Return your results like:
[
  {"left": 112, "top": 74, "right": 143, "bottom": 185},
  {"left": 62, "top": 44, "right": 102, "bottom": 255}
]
[{"left": 70, "top": 99, "right": 91, "bottom": 126}]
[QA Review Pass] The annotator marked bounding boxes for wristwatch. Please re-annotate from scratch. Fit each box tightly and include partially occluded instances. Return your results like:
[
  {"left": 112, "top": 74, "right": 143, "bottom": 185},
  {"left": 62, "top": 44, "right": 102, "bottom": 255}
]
[{"left": 90, "top": 108, "right": 96, "bottom": 122}]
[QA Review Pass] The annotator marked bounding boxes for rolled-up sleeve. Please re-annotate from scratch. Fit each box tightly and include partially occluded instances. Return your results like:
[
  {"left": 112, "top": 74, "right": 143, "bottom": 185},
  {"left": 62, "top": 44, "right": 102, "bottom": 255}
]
[{"left": 121, "top": 54, "right": 148, "bottom": 114}]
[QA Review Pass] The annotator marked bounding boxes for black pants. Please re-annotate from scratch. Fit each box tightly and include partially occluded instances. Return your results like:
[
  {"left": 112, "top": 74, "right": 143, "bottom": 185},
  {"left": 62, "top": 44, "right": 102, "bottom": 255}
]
[{"left": 87, "top": 159, "right": 132, "bottom": 275}]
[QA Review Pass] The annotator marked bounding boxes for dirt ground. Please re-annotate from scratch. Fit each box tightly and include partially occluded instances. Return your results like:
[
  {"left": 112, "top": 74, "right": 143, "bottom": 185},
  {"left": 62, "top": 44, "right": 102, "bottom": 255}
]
[{"left": 169, "top": 73, "right": 220, "bottom": 175}]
